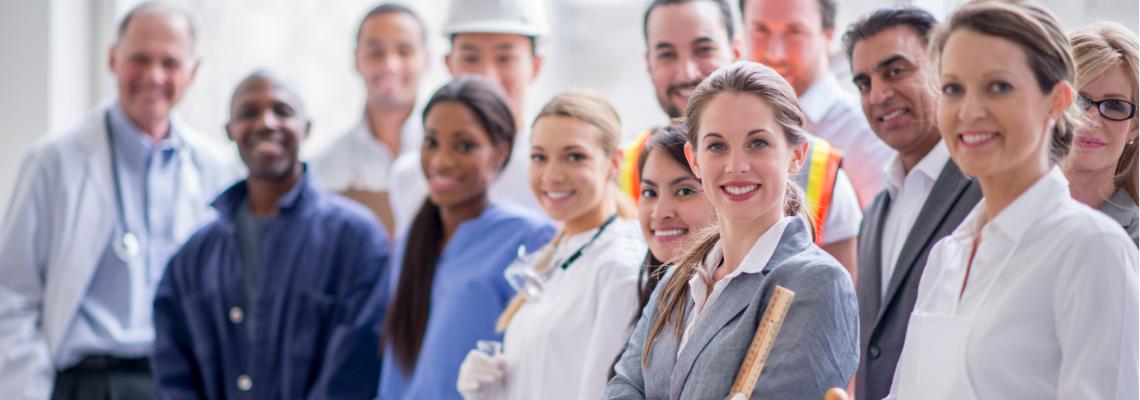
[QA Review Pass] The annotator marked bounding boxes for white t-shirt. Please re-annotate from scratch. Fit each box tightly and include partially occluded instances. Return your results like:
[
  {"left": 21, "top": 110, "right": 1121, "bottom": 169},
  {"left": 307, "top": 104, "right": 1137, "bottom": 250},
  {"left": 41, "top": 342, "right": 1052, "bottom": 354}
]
[
  {"left": 388, "top": 129, "right": 543, "bottom": 236},
  {"left": 502, "top": 219, "right": 646, "bottom": 400},
  {"left": 307, "top": 115, "right": 421, "bottom": 193},
  {"left": 820, "top": 169, "right": 861, "bottom": 245}
]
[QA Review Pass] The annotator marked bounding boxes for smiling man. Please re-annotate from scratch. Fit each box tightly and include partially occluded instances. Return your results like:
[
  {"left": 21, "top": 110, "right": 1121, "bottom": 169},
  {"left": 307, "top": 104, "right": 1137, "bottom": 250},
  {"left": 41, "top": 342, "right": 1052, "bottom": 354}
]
[
  {"left": 0, "top": 3, "right": 234, "bottom": 398},
  {"left": 387, "top": 0, "right": 549, "bottom": 235},
  {"left": 309, "top": 4, "right": 430, "bottom": 236},
  {"left": 151, "top": 71, "right": 390, "bottom": 399},
  {"left": 741, "top": 0, "right": 893, "bottom": 206},
  {"left": 842, "top": 8, "right": 982, "bottom": 400},
  {"left": 620, "top": 0, "right": 863, "bottom": 274}
]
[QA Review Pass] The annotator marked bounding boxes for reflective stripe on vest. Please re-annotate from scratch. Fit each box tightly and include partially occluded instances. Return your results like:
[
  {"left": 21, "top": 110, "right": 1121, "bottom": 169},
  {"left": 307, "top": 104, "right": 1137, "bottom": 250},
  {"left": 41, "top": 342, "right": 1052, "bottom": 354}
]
[
  {"left": 792, "top": 137, "right": 843, "bottom": 244},
  {"left": 619, "top": 129, "right": 654, "bottom": 203}
]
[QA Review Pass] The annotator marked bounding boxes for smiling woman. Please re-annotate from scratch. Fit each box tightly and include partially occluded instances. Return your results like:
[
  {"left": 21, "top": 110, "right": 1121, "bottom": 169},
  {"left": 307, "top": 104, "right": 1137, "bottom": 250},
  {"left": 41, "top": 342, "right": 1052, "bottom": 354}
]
[
  {"left": 887, "top": 1, "right": 1139, "bottom": 398},
  {"left": 379, "top": 77, "right": 555, "bottom": 400},
  {"left": 606, "top": 61, "right": 858, "bottom": 399},
  {"left": 456, "top": 90, "right": 646, "bottom": 400}
]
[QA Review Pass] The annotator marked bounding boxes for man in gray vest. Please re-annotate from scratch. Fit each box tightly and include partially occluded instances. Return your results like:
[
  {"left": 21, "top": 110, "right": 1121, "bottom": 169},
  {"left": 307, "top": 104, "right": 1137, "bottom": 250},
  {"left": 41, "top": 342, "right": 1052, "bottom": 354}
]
[{"left": 843, "top": 7, "right": 982, "bottom": 400}]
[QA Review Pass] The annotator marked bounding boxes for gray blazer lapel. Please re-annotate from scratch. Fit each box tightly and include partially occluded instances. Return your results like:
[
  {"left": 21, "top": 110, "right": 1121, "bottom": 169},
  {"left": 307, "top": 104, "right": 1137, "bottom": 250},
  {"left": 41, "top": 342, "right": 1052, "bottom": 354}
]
[
  {"left": 877, "top": 160, "right": 969, "bottom": 323},
  {"left": 667, "top": 273, "right": 757, "bottom": 399},
  {"left": 667, "top": 219, "right": 812, "bottom": 399}
]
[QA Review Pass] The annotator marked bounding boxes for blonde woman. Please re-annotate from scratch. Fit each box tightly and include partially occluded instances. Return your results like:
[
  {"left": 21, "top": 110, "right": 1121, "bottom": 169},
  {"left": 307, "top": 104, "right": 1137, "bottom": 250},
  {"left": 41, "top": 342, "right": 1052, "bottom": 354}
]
[
  {"left": 888, "top": 1, "right": 1139, "bottom": 398},
  {"left": 456, "top": 90, "right": 646, "bottom": 400},
  {"left": 1064, "top": 22, "right": 1139, "bottom": 245},
  {"left": 606, "top": 61, "right": 859, "bottom": 399}
]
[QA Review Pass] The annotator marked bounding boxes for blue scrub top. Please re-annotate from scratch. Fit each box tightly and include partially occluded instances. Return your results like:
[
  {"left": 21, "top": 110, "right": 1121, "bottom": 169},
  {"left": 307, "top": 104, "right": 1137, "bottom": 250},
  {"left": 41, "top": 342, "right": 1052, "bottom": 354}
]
[{"left": 379, "top": 203, "right": 555, "bottom": 399}]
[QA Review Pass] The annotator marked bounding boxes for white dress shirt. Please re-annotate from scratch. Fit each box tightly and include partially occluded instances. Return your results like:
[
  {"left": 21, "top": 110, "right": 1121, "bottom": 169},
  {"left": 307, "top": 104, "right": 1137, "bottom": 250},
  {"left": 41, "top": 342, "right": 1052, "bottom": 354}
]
[
  {"left": 307, "top": 114, "right": 421, "bottom": 193},
  {"left": 388, "top": 129, "right": 544, "bottom": 236},
  {"left": 679, "top": 217, "right": 792, "bottom": 354},
  {"left": 888, "top": 167, "right": 1139, "bottom": 399},
  {"left": 502, "top": 219, "right": 646, "bottom": 400},
  {"left": 799, "top": 73, "right": 894, "bottom": 207},
  {"left": 878, "top": 141, "right": 949, "bottom": 298}
]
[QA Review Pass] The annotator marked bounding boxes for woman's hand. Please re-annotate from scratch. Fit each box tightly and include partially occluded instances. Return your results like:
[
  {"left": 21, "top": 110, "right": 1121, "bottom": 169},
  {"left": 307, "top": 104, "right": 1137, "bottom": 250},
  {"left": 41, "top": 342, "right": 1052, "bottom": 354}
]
[{"left": 457, "top": 349, "right": 508, "bottom": 399}]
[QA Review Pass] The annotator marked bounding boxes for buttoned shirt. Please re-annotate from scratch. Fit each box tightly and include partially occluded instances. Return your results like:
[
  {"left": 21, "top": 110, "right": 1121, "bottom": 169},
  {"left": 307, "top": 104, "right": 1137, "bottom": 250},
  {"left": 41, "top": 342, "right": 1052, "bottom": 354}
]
[
  {"left": 878, "top": 141, "right": 949, "bottom": 297},
  {"left": 308, "top": 113, "right": 422, "bottom": 193},
  {"left": 679, "top": 217, "right": 792, "bottom": 354},
  {"left": 889, "top": 167, "right": 1138, "bottom": 399},
  {"left": 59, "top": 104, "right": 185, "bottom": 368},
  {"left": 799, "top": 73, "right": 894, "bottom": 206}
]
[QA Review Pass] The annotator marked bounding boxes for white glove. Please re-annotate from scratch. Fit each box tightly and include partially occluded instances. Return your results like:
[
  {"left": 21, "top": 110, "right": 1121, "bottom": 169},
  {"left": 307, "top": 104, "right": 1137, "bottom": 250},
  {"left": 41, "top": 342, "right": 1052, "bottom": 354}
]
[{"left": 457, "top": 349, "right": 508, "bottom": 399}]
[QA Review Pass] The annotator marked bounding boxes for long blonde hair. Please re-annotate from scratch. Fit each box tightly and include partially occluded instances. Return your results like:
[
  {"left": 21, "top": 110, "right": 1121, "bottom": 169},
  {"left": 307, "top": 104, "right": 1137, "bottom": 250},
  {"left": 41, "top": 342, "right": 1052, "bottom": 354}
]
[
  {"left": 1069, "top": 22, "right": 1139, "bottom": 204},
  {"left": 496, "top": 89, "right": 636, "bottom": 332},
  {"left": 640, "top": 61, "right": 812, "bottom": 365}
]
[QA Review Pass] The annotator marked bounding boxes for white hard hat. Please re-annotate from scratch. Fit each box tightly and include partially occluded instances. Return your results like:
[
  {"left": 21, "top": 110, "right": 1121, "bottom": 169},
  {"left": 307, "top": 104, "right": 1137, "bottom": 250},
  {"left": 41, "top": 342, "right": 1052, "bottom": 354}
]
[{"left": 442, "top": 0, "right": 550, "bottom": 38}]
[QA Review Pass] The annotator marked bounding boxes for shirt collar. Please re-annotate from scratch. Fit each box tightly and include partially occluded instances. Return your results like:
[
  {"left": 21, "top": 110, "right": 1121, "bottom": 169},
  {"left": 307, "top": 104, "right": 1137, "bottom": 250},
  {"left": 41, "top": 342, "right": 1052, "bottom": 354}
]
[
  {"left": 107, "top": 103, "right": 183, "bottom": 164},
  {"left": 212, "top": 164, "right": 316, "bottom": 221},
  {"left": 955, "top": 166, "right": 1068, "bottom": 242},
  {"left": 696, "top": 217, "right": 794, "bottom": 283},
  {"left": 354, "top": 107, "right": 425, "bottom": 156},
  {"left": 797, "top": 73, "right": 843, "bottom": 124},
  {"left": 883, "top": 140, "right": 950, "bottom": 198}
]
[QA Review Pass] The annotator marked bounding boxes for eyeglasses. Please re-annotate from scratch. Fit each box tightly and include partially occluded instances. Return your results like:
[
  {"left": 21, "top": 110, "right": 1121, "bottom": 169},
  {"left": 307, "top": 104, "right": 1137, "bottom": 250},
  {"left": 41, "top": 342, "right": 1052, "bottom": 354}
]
[{"left": 1077, "top": 95, "right": 1137, "bottom": 122}]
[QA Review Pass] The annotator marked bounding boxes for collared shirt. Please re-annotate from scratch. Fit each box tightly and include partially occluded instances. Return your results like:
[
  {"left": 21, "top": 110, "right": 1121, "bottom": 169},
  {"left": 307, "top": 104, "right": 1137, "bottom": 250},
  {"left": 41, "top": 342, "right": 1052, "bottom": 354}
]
[
  {"left": 878, "top": 141, "right": 949, "bottom": 297},
  {"left": 890, "top": 167, "right": 1139, "bottom": 399},
  {"left": 58, "top": 103, "right": 185, "bottom": 368},
  {"left": 503, "top": 219, "right": 646, "bottom": 400},
  {"left": 379, "top": 203, "right": 555, "bottom": 400},
  {"left": 679, "top": 217, "right": 792, "bottom": 354},
  {"left": 799, "top": 73, "right": 894, "bottom": 206},
  {"left": 308, "top": 113, "right": 422, "bottom": 193},
  {"left": 388, "top": 129, "right": 544, "bottom": 236},
  {"left": 151, "top": 170, "right": 391, "bottom": 399},
  {"left": 1098, "top": 188, "right": 1139, "bottom": 246}
]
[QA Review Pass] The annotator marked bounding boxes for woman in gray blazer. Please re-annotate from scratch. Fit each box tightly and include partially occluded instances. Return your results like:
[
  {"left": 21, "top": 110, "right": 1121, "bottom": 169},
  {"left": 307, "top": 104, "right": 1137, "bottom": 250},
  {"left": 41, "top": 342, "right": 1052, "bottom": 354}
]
[{"left": 605, "top": 61, "right": 859, "bottom": 400}]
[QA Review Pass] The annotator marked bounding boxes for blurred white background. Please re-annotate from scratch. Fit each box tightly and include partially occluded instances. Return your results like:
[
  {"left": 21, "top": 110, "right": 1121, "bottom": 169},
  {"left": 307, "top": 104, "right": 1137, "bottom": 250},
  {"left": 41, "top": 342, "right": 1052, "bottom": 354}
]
[{"left": 0, "top": 0, "right": 1137, "bottom": 212}]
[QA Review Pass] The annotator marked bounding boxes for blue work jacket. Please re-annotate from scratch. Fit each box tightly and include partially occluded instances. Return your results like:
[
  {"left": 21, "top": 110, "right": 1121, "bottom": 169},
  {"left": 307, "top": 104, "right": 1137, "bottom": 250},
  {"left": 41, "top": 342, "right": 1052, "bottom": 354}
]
[{"left": 152, "top": 171, "right": 390, "bottom": 399}]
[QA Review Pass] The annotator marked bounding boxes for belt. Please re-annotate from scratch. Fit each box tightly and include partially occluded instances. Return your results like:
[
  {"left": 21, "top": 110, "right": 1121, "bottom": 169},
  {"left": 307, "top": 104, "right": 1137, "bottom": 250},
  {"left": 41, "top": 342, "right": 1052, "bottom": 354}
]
[{"left": 64, "top": 356, "right": 150, "bottom": 372}]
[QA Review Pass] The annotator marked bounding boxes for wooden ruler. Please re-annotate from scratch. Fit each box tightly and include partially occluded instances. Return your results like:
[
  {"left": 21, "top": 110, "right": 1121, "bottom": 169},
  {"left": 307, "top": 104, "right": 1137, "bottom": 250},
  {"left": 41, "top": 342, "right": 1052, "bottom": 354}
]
[{"left": 728, "top": 285, "right": 795, "bottom": 400}]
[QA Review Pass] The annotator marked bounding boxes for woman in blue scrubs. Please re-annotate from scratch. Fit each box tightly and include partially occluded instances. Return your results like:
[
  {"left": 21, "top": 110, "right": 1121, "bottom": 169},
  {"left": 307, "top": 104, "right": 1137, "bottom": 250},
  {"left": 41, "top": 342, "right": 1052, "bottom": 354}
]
[{"left": 377, "top": 77, "right": 556, "bottom": 399}]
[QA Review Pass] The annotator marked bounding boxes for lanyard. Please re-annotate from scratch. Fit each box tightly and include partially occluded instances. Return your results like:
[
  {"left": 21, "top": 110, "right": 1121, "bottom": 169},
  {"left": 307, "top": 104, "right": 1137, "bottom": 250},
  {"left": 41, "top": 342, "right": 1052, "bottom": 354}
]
[
  {"left": 556, "top": 213, "right": 619, "bottom": 270},
  {"left": 104, "top": 111, "right": 140, "bottom": 263}
]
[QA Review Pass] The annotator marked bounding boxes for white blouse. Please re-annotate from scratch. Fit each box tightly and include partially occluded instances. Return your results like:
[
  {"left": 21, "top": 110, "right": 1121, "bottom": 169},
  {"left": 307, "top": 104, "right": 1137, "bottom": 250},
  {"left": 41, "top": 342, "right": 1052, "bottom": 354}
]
[
  {"left": 502, "top": 218, "right": 646, "bottom": 400},
  {"left": 888, "top": 167, "right": 1139, "bottom": 399}
]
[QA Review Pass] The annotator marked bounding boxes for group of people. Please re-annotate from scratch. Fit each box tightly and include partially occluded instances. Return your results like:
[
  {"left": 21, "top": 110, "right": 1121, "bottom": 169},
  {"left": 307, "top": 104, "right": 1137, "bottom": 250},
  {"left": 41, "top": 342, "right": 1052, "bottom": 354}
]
[{"left": 0, "top": 0, "right": 1136, "bottom": 399}]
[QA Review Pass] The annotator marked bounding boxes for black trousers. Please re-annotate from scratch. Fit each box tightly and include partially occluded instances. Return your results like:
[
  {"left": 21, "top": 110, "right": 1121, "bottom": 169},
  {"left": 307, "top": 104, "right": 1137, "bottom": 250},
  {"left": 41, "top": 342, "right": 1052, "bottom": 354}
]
[{"left": 52, "top": 356, "right": 152, "bottom": 400}]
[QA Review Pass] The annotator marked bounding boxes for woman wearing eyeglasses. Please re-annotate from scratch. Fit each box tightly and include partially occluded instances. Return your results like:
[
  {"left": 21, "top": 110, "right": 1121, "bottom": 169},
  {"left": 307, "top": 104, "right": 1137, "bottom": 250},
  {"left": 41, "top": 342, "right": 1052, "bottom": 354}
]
[
  {"left": 1063, "top": 22, "right": 1139, "bottom": 245},
  {"left": 887, "top": 1, "right": 1138, "bottom": 398},
  {"left": 456, "top": 90, "right": 646, "bottom": 400}
]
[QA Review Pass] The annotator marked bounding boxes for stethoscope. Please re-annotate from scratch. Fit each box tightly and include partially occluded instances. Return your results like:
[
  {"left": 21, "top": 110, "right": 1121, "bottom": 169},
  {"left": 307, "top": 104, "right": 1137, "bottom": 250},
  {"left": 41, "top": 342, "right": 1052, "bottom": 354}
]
[{"left": 104, "top": 111, "right": 141, "bottom": 263}]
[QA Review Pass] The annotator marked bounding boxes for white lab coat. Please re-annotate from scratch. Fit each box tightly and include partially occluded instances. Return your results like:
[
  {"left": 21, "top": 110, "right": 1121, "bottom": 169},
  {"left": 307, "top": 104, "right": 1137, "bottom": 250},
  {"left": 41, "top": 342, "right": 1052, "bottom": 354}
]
[{"left": 0, "top": 104, "right": 234, "bottom": 399}]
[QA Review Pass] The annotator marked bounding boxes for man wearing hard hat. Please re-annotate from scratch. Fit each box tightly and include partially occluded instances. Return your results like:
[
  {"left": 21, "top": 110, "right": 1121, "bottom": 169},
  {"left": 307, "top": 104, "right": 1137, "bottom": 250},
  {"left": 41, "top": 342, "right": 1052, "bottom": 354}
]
[{"left": 387, "top": 0, "right": 549, "bottom": 236}]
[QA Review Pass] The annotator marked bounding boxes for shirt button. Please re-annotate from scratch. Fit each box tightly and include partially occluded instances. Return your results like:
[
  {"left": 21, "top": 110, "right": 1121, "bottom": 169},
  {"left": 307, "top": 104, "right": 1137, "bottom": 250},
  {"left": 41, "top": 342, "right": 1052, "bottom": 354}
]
[
  {"left": 237, "top": 374, "right": 252, "bottom": 391},
  {"left": 869, "top": 346, "right": 881, "bottom": 359},
  {"left": 229, "top": 307, "right": 244, "bottom": 324}
]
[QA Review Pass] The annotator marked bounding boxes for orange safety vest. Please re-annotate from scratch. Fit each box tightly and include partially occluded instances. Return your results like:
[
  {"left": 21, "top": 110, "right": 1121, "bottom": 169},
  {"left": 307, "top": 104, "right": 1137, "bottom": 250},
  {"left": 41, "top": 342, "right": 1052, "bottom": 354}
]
[
  {"left": 793, "top": 136, "right": 844, "bottom": 244},
  {"left": 619, "top": 129, "right": 653, "bottom": 202},
  {"left": 619, "top": 129, "right": 842, "bottom": 245}
]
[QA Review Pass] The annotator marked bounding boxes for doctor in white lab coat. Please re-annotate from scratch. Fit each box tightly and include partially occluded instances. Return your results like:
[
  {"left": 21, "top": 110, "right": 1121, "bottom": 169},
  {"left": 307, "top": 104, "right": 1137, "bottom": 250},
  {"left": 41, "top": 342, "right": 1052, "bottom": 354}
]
[{"left": 0, "top": 4, "right": 232, "bottom": 399}]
